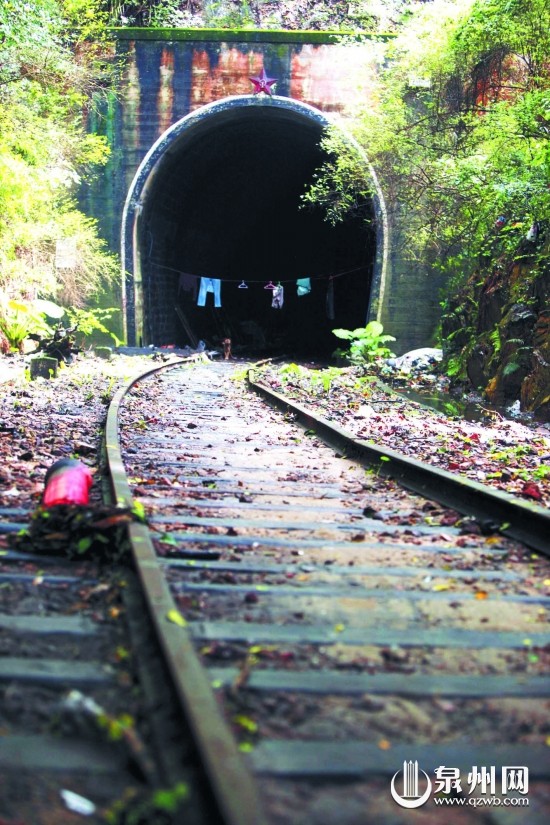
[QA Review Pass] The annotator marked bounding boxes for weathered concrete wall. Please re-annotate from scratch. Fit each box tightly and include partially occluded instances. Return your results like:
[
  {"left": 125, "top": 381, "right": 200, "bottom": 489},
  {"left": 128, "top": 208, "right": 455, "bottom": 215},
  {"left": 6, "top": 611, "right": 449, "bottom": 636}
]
[
  {"left": 84, "top": 29, "right": 442, "bottom": 353},
  {"left": 87, "top": 30, "right": 383, "bottom": 249},
  {"left": 384, "top": 216, "right": 448, "bottom": 352}
]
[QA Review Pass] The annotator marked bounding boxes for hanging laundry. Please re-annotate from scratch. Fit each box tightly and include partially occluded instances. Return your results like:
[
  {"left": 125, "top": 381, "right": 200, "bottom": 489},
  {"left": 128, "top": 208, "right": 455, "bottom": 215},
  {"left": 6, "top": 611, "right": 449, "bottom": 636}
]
[
  {"left": 197, "top": 277, "right": 222, "bottom": 308},
  {"left": 272, "top": 284, "right": 284, "bottom": 309},
  {"left": 326, "top": 278, "right": 335, "bottom": 320},
  {"left": 296, "top": 278, "right": 311, "bottom": 296},
  {"left": 178, "top": 272, "right": 198, "bottom": 301}
]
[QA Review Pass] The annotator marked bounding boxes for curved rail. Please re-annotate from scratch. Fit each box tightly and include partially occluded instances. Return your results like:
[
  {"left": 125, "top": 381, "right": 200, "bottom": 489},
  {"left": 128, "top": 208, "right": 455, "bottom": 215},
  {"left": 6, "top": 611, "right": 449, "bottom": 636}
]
[
  {"left": 104, "top": 356, "right": 269, "bottom": 825},
  {"left": 105, "top": 356, "right": 550, "bottom": 822},
  {"left": 248, "top": 370, "right": 550, "bottom": 555}
]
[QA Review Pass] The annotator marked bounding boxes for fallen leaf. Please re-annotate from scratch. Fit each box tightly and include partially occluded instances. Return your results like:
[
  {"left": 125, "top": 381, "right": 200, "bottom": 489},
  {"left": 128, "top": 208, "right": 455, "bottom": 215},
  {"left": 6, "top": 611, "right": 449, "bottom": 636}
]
[
  {"left": 167, "top": 609, "right": 187, "bottom": 627},
  {"left": 521, "top": 482, "right": 543, "bottom": 500},
  {"left": 115, "top": 646, "right": 130, "bottom": 661},
  {"left": 92, "top": 513, "right": 132, "bottom": 529},
  {"left": 233, "top": 715, "right": 258, "bottom": 733}
]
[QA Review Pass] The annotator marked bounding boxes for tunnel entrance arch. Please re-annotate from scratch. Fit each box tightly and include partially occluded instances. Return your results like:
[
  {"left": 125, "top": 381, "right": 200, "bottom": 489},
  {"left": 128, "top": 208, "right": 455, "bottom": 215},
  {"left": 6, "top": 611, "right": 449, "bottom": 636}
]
[{"left": 122, "top": 95, "right": 387, "bottom": 354}]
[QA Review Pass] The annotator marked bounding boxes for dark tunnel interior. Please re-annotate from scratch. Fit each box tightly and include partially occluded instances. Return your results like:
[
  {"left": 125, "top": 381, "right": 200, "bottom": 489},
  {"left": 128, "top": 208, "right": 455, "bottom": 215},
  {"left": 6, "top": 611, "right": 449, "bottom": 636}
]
[{"left": 139, "top": 103, "right": 376, "bottom": 357}]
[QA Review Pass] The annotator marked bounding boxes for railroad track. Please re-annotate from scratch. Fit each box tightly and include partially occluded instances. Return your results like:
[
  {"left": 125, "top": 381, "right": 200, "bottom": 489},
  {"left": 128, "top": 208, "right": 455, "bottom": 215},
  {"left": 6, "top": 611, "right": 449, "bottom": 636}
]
[
  {"left": 0, "top": 526, "right": 152, "bottom": 821},
  {"left": 0, "top": 359, "right": 223, "bottom": 823},
  {"left": 105, "top": 357, "right": 550, "bottom": 824}
]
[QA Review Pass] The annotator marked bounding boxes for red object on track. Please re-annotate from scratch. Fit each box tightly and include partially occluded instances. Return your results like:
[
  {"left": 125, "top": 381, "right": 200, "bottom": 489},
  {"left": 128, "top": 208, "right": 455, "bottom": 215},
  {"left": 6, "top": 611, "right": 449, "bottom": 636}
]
[{"left": 42, "top": 458, "right": 93, "bottom": 506}]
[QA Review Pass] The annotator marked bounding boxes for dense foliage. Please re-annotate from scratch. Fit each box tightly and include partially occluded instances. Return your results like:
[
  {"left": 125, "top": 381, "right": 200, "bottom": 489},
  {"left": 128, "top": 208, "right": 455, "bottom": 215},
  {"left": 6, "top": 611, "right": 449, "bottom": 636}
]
[
  {"left": 302, "top": 0, "right": 549, "bottom": 413},
  {"left": 306, "top": 0, "right": 549, "bottom": 280},
  {"left": 103, "top": 0, "right": 420, "bottom": 31},
  {"left": 0, "top": 0, "right": 119, "bottom": 346}
]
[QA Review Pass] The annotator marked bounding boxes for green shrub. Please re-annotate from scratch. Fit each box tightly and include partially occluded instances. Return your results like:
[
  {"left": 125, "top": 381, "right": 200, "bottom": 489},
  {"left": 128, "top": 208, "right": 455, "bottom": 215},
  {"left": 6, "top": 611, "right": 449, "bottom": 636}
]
[{"left": 332, "top": 321, "right": 396, "bottom": 364}]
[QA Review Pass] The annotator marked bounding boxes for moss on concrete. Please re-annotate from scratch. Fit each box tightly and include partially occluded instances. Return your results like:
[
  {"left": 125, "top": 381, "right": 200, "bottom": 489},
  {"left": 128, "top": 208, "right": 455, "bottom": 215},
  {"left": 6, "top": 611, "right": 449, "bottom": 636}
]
[{"left": 111, "top": 27, "right": 394, "bottom": 44}]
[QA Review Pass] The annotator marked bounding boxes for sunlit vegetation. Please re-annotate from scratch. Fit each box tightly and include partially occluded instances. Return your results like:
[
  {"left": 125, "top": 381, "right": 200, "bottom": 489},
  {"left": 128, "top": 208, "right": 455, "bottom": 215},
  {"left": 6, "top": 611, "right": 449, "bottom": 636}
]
[
  {"left": 302, "top": 0, "right": 549, "bottom": 412},
  {"left": 305, "top": 0, "right": 549, "bottom": 283},
  {"left": 0, "top": 0, "right": 119, "bottom": 348}
]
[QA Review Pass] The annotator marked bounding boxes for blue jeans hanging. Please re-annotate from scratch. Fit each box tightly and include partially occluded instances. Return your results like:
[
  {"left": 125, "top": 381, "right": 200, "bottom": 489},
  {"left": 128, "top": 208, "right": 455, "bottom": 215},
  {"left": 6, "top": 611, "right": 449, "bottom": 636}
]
[{"left": 197, "top": 277, "right": 222, "bottom": 307}]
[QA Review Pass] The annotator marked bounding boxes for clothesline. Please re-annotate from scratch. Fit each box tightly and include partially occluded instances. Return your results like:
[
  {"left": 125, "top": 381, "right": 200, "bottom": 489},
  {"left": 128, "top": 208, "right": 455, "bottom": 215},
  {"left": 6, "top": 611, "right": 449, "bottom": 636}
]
[
  {"left": 149, "top": 260, "right": 366, "bottom": 284},
  {"left": 168, "top": 264, "right": 341, "bottom": 317}
]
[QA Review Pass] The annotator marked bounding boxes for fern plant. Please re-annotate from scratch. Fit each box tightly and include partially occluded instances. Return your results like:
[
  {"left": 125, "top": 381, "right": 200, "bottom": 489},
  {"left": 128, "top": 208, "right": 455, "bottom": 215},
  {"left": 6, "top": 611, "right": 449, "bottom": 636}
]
[
  {"left": 0, "top": 299, "right": 58, "bottom": 352},
  {"left": 488, "top": 327, "right": 501, "bottom": 354}
]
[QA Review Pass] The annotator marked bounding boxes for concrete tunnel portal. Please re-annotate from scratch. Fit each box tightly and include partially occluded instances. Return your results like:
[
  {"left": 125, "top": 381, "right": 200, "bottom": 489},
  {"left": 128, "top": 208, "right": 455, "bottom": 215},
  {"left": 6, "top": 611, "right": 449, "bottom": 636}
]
[{"left": 123, "top": 96, "right": 385, "bottom": 356}]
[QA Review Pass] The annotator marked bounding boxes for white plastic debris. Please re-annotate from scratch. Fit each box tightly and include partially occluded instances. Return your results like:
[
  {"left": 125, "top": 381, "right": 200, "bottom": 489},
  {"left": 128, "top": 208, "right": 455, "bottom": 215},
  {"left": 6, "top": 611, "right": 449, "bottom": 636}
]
[
  {"left": 392, "top": 348, "right": 443, "bottom": 371},
  {"left": 63, "top": 689, "right": 103, "bottom": 716},
  {"left": 60, "top": 789, "right": 96, "bottom": 816},
  {"left": 354, "top": 404, "right": 376, "bottom": 419}
]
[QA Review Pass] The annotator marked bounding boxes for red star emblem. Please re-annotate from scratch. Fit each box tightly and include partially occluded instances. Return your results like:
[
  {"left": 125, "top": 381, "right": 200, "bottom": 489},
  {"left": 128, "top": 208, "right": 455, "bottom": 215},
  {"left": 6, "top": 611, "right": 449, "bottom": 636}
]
[{"left": 249, "top": 68, "right": 277, "bottom": 96}]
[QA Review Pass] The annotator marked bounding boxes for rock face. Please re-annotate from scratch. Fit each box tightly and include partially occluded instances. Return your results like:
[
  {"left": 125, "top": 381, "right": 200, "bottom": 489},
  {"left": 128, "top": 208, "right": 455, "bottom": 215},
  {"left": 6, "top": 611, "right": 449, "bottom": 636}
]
[
  {"left": 521, "top": 308, "right": 550, "bottom": 420},
  {"left": 441, "top": 230, "right": 550, "bottom": 421}
]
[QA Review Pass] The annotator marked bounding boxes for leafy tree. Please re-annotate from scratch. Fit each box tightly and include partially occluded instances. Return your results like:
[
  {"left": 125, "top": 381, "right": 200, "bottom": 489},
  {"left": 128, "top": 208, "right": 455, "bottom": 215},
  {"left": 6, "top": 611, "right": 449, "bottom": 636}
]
[
  {"left": 0, "top": 1, "right": 119, "bottom": 321},
  {"left": 304, "top": 0, "right": 550, "bottom": 291}
]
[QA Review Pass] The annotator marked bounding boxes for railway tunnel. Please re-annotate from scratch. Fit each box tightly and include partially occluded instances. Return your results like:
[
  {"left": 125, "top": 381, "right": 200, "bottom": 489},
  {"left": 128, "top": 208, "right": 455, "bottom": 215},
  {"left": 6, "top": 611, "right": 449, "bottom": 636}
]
[{"left": 123, "top": 96, "right": 384, "bottom": 356}]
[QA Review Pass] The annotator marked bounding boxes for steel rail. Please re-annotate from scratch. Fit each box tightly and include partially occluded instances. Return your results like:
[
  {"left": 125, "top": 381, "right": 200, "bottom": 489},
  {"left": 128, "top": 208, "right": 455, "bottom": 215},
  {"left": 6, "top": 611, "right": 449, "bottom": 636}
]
[
  {"left": 108, "top": 357, "right": 550, "bottom": 819},
  {"left": 248, "top": 371, "right": 550, "bottom": 555},
  {"left": 104, "top": 357, "right": 269, "bottom": 825}
]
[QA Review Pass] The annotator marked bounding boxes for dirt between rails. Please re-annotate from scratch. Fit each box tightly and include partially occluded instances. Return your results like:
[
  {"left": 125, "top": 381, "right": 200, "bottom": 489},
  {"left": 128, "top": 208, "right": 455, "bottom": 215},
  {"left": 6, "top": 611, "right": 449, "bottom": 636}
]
[
  {"left": 1, "top": 351, "right": 549, "bottom": 824},
  {"left": 0, "top": 565, "right": 147, "bottom": 825},
  {"left": 120, "top": 358, "right": 550, "bottom": 824}
]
